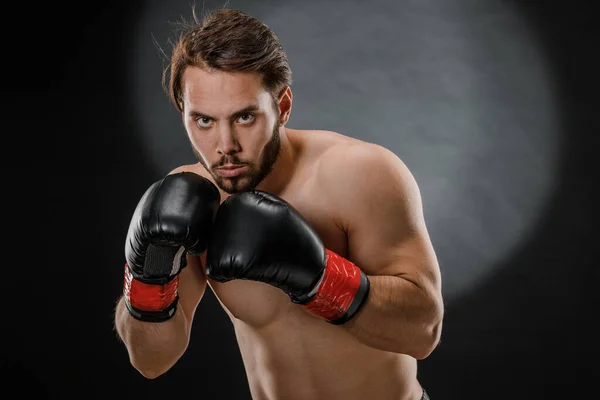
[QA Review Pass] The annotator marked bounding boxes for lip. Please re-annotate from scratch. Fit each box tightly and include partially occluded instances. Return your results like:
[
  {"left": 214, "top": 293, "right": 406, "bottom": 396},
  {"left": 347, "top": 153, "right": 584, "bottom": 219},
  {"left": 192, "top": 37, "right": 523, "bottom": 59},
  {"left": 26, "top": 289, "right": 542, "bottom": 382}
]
[{"left": 215, "top": 164, "right": 248, "bottom": 178}]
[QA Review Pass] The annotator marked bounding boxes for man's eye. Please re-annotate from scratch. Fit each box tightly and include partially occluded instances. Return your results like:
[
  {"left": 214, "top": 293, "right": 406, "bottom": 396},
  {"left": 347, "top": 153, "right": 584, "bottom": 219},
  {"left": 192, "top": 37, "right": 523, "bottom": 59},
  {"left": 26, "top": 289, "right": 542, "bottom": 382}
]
[
  {"left": 196, "top": 117, "right": 212, "bottom": 128},
  {"left": 237, "top": 114, "right": 255, "bottom": 124}
]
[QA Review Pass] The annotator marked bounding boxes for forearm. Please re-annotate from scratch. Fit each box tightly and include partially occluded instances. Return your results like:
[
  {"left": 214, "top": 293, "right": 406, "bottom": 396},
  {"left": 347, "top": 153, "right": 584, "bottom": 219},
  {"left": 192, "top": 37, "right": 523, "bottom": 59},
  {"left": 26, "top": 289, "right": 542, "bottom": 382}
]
[
  {"left": 114, "top": 296, "right": 190, "bottom": 378},
  {"left": 342, "top": 275, "right": 443, "bottom": 359}
]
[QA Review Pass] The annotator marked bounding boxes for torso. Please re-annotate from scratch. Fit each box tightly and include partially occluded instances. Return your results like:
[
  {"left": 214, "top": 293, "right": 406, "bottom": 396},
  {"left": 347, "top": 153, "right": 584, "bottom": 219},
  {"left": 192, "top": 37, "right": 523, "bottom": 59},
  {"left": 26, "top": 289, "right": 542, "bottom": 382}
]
[{"left": 190, "top": 129, "right": 421, "bottom": 400}]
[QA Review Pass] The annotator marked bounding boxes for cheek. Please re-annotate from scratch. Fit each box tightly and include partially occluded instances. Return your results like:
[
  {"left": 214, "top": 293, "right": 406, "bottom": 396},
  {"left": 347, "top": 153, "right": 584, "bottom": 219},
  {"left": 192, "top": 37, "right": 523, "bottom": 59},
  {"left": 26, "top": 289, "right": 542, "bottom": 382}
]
[
  {"left": 185, "top": 120, "right": 209, "bottom": 146},
  {"left": 193, "top": 138, "right": 217, "bottom": 163},
  {"left": 246, "top": 124, "right": 272, "bottom": 153},
  {"left": 185, "top": 128, "right": 214, "bottom": 160}
]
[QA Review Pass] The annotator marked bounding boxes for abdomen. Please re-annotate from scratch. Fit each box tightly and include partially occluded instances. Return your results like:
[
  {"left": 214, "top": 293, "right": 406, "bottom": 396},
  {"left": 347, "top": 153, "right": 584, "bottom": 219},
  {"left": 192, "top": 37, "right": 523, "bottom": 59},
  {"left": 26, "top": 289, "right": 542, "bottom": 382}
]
[{"left": 230, "top": 304, "right": 418, "bottom": 400}]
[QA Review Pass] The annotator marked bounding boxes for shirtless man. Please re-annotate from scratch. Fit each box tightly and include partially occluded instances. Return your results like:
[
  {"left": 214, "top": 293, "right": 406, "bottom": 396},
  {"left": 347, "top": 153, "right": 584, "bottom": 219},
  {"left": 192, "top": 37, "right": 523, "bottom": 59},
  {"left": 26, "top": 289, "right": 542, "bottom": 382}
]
[{"left": 114, "top": 8, "right": 443, "bottom": 400}]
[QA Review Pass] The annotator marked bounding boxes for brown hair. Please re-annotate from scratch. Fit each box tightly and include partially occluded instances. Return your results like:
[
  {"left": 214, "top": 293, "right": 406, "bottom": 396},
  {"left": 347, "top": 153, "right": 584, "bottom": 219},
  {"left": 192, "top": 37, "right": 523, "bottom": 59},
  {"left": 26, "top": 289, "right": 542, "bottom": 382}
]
[{"left": 162, "top": 8, "right": 293, "bottom": 112}]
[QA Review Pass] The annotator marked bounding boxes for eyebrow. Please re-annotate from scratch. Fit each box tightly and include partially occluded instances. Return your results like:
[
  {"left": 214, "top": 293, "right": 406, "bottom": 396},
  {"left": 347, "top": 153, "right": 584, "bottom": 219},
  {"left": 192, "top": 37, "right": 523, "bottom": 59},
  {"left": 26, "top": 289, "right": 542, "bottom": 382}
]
[{"left": 187, "top": 104, "right": 260, "bottom": 120}]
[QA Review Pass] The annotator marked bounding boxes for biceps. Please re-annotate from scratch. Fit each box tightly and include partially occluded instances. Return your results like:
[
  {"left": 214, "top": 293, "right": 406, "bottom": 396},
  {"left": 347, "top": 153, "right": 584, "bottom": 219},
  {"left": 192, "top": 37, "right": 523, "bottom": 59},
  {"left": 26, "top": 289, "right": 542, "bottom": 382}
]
[
  {"left": 177, "top": 253, "right": 208, "bottom": 327},
  {"left": 390, "top": 234, "right": 441, "bottom": 287},
  {"left": 351, "top": 226, "right": 439, "bottom": 282}
]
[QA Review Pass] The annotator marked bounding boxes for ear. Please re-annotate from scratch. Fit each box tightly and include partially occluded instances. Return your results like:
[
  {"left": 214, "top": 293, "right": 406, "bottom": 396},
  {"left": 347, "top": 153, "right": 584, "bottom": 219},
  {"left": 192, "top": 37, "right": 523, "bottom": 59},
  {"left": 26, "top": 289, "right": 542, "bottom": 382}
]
[{"left": 277, "top": 86, "right": 293, "bottom": 126}]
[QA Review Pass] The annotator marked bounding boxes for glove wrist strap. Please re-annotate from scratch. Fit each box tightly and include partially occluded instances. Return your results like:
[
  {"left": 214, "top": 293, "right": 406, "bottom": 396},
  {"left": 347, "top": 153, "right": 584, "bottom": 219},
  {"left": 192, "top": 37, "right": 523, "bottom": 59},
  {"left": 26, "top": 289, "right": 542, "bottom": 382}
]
[
  {"left": 123, "top": 263, "right": 179, "bottom": 322},
  {"left": 303, "top": 249, "right": 370, "bottom": 325}
]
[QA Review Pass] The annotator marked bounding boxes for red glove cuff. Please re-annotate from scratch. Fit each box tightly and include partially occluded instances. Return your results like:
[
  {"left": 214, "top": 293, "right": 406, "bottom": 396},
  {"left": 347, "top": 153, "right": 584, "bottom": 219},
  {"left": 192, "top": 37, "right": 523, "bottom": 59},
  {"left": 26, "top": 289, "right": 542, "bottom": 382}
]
[
  {"left": 303, "top": 249, "right": 370, "bottom": 324},
  {"left": 123, "top": 263, "right": 179, "bottom": 312}
]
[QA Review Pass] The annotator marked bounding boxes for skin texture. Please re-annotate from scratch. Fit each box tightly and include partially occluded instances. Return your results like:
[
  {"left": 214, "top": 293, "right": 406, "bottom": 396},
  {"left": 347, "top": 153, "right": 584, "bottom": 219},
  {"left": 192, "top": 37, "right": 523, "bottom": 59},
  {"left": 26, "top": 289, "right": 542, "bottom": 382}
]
[{"left": 115, "top": 66, "right": 443, "bottom": 400}]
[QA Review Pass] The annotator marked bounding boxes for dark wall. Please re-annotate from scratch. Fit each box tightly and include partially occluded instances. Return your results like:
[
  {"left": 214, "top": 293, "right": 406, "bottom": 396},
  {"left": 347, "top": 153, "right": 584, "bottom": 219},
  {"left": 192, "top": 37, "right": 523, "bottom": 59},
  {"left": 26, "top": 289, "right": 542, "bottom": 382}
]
[{"left": 1, "top": 1, "right": 597, "bottom": 399}]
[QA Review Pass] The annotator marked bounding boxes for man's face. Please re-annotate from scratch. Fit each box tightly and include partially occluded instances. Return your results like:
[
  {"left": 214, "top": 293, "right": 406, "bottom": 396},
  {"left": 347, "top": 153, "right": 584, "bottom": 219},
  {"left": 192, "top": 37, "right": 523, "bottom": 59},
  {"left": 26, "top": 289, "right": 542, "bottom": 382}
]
[{"left": 181, "top": 67, "right": 281, "bottom": 194}]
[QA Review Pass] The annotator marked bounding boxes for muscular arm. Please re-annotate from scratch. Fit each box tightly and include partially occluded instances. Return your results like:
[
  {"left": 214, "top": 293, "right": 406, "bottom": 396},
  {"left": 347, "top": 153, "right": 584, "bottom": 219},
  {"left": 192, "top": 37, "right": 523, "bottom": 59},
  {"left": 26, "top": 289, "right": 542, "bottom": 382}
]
[
  {"left": 114, "top": 253, "right": 208, "bottom": 378},
  {"left": 321, "top": 143, "right": 444, "bottom": 359}
]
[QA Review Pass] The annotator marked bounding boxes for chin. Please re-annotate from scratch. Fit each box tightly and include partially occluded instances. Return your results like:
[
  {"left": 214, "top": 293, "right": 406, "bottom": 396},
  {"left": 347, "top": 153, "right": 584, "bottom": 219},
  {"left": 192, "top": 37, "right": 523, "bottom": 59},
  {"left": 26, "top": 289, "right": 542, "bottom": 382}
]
[{"left": 217, "top": 176, "right": 255, "bottom": 194}]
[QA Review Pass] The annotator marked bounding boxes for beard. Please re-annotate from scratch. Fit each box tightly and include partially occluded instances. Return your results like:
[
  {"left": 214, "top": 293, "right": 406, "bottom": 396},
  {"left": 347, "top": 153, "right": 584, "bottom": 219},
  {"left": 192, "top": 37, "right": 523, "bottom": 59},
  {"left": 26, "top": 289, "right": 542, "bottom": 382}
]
[{"left": 192, "top": 122, "right": 281, "bottom": 194}]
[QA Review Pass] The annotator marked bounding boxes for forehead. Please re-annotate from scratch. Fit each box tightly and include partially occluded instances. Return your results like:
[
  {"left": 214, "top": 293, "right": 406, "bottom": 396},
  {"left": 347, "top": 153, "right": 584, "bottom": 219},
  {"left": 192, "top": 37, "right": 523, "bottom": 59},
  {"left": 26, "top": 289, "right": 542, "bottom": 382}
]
[{"left": 181, "top": 67, "right": 271, "bottom": 111}]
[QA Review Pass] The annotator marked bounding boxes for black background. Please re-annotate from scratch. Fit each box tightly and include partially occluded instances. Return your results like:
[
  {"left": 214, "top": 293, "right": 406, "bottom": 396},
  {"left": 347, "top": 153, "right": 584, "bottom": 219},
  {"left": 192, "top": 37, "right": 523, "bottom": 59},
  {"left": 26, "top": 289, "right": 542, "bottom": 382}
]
[{"left": 1, "top": 1, "right": 598, "bottom": 399}]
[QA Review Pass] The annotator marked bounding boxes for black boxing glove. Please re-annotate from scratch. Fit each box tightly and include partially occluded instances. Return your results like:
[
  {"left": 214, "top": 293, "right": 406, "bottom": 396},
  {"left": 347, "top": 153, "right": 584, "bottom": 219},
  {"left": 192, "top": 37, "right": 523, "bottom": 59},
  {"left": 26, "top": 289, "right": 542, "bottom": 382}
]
[
  {"left": 206, "top": 190, "right": 370, "bottom": 325},
  {"left": 123, "top": 172, "right": 220, "bottom": 322}
]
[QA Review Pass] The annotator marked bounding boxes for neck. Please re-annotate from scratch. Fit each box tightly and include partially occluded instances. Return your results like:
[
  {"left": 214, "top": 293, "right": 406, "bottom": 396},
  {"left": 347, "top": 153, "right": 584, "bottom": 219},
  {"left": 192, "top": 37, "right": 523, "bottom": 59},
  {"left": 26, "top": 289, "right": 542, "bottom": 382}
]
[{"left": 255, "top": 127, "right": 297, "bottom": 195}]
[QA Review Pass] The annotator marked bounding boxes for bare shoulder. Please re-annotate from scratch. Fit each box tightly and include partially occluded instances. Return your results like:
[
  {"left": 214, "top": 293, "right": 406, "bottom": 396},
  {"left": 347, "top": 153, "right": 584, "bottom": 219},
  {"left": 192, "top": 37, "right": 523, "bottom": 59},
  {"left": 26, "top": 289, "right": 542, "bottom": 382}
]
[
  {"left": 316, "top": 137, "right": 417, "bottom": 193},
  {"left": 314, "top": 136, "right": 428, "bottom": 263}
]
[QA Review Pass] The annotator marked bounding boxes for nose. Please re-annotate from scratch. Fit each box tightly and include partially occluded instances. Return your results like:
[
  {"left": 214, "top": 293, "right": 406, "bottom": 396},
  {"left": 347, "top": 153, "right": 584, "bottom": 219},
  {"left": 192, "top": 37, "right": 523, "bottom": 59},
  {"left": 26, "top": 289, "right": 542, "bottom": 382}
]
[{"left": 215, "top": 123, "right": 240, "bottom": 156}]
